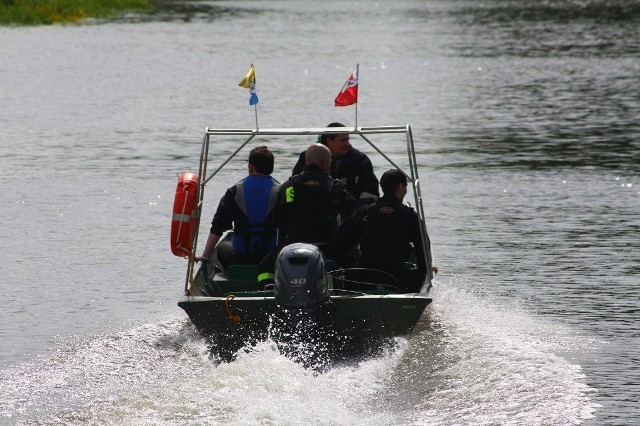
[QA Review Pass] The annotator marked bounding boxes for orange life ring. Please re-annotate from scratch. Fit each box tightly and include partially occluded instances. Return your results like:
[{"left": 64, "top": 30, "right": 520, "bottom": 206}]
[{"left": 170, "top": 173, "right": 199, "bottom": 257}]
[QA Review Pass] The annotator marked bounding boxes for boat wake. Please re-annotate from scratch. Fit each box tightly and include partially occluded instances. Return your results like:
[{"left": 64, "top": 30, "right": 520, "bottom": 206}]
[
  {"left": 0, "top": 316, "right": 405, "bottom": 425},
  {"left": 0, "top": 279, "right": 600, "bottom": 425},
  {"left": 394, "top": 277, "right": 601, "bottom": 425}
]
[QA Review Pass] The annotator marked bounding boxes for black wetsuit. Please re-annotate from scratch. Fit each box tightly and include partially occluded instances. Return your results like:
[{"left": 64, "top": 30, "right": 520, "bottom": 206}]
[
  {"left": 332, "top": 194, "right": 429, "bottom": 292},
  {"left": 257, "top": 164, "right": 357, "bottom": 285},
  {"left": 292, "top": 147, "right": 379, "bottom": 204}
]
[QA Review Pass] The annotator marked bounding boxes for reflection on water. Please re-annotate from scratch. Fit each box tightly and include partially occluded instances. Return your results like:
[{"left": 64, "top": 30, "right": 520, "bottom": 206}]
[
  {"left": 455, "top": 0, "right": 640, "bottom": 25},
  {"left": 448, "top": 0, "right": 640, "bottom": 57},
  {"left": 395, "top": 1, "right": 640, "bottom": 173},
  {"left": 429, "top": 0, "right": 640, "bottom": 172}
]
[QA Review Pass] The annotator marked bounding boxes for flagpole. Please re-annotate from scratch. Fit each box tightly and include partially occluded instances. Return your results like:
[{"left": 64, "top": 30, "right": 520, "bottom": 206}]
[
  {"left": 254, "top": 104, "right": 259, "bottom": 130},
  {"left": 355, "top": 63, "right": 359, "bottom": 130},
  {"left": 253, "top": 64, "right": 258, "bottom": 130},
  {"left": 239, "top": 63, "right": 259, "bottom": 130}
]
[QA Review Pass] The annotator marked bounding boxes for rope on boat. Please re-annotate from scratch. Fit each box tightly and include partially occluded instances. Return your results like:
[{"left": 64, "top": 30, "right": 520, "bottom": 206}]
[{"left": 225, "top": 294, "right": 242, "bottom": 323}]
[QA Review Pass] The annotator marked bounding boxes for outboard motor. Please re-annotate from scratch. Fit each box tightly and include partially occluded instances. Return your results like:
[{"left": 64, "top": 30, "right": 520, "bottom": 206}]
[
  {"left": 274, "top": 243, "right": 329, "bottom": 309},
  {"left": 272, "top": 243, "right": 335, "bottom": 371}
]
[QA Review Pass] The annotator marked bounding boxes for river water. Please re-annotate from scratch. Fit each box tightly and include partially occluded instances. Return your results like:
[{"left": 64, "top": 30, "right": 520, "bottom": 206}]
[{"left": 1, "top": 0, "right": 638, "bottom": 424}]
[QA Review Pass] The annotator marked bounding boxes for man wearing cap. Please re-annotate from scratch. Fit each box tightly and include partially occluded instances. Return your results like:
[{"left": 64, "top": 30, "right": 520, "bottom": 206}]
[
  {"left": 292, "top": 122, "right": 379, "bottom": 205},
  {"left": 332, "top": 169, "right": 432, "bottom": 293}
]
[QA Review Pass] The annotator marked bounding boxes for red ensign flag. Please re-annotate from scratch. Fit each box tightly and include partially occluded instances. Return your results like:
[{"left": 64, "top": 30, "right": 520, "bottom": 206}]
[{"left": 334, "top": 68, "right": 358, "bottom": 107}]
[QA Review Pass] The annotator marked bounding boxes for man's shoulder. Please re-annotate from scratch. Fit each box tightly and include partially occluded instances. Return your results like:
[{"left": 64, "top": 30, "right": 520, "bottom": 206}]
[
  {"left": 347, "top": 146, "right": 371, "bottom": 161},
  {"left": 395, "top": 200, "right": 415, "bottom": 213},
  {"left": 227, "top": 181, "right": 243, "bottom": 194},
  {"left": 401, "top": 204, "right": 419, "bottom": 223},
  {"left": 374, "top": 199, "right": 413, "bottom": 212},
  {"left": 232, "top": 177, "right": 280, "bottom": 201},
  {"left": 239, "top": 175, "right": 280, "bottom": 184},
  {"left": 280, "top": 176, "right": 295, "bottom": 187},
  {"left": 344, "top": 148, "right": 374, "bottom": 171}
]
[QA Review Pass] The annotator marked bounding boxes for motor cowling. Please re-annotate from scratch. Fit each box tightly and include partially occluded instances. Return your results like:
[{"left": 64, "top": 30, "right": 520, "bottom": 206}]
[{"left": 274, "top": 243, "right": 329, "bottom": 309}]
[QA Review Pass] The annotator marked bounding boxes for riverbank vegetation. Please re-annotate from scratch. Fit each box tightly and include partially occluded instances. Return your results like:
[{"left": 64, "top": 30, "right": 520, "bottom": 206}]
[{"left": 0, "top": 0, "right": 154, "bottom": 25}]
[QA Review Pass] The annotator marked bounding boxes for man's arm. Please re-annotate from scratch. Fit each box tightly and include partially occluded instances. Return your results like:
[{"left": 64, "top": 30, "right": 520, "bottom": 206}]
[
  {"left": 357, "top": 156, "right": 380, "bottom": 203},
  {"left": 209, "top": 187, "right": 236, "bottom": 236},
  {"left": 197, "top": 233, "right": 221, "bottom": 262},
  {"left": 273, "top": 180, "right": 291, "bottom": 237},
  {"left": 331, "top": 206, "right": 365, "bottom": 258},
  {"left": 196, "top": 187, "right": 235, "bottom": 262},
  {"left": 331, "top": 179, "right": 358, "bottom": 219},
  {"left": 407, "top": 210, "right": 428, "bottom": 272}
]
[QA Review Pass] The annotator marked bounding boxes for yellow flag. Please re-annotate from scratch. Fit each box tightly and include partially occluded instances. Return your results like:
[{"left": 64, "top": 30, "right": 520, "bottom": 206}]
[{"left": 239, "top": 64, "right": 255, "bottom": 89}]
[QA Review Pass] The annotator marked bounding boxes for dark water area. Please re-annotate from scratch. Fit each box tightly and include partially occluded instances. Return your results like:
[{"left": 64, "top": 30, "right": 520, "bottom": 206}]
[
  {"left": 1, "top": 0, "right": 638, "bottom": 424},
  {"left": 409, "top": 0, "right": 640, "bottom": 172}
]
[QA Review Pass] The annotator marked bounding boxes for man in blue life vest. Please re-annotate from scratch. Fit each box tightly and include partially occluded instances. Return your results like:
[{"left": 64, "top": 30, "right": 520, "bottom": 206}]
[
  {"left": 196, "top": 146, "right": 280, "bottom": 268},
  {"left": 256, "top": 143, "right": 357, "bottom": 287},
  {"left": 331, "top": 169, "right": 436, "bottom": 293},
  {"left": 292, "top": 122, "right": 379, "bottom": 205}
]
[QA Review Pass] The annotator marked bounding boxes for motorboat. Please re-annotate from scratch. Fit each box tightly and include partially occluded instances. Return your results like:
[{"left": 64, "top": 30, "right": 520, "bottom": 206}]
[{"left": 172, "top": 125, "right": 435, "bottom": 366}]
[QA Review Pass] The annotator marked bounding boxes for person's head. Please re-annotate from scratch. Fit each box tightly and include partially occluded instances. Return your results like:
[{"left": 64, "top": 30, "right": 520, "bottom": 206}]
[
  {"left": 248, "top": 146, "right": 274, "bottom": 175},
  {"left": 305, "top": 144, "right": 332, "bottom": 172},
  {"left": 319, "top": 122, "right": 351, "bottom": 157},
  {"left": 380, "top": 169, "right": 408, "bottom": 200}
]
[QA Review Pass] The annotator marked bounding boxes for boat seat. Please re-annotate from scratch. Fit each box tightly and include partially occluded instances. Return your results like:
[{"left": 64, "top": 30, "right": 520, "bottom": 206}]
[
  {"left": 226, "top": 264, "right": 258, "bottom": 280},
  {"left": 206, "top": 264, "right": 262, "bottom": 294}
]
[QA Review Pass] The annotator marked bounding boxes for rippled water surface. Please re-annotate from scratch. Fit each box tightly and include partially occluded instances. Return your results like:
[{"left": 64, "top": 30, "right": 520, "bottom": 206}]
[{"left": 1, "top": 1, "right": 638, "bottom": 424}]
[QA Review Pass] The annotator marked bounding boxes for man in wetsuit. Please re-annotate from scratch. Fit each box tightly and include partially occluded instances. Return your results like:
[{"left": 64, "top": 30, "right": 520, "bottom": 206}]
[
  {"left": 196, "top": 146, "right": 280, "bottom": 268},
  {"left": 292, "top": 122, "right": 379, "bottom": 205},
  {"left": 332, "top": 169, "right": 433, "bottom": 293},
  {"left": 257, "top": 144, "right": 357, "bottom": 287}
]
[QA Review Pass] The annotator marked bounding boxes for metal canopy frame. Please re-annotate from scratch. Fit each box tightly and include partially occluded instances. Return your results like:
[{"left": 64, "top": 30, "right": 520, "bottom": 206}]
[{"left": 185, "top": 125, "right": 434, "bottom": 293}]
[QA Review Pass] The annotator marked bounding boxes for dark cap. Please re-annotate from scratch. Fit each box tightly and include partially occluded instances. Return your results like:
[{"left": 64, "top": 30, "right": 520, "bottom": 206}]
[{"left": 380, "top": 169, "right": 408, "bottom": 194}]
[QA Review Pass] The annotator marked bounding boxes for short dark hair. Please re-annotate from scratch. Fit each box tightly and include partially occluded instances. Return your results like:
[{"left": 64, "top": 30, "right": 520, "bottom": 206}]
[
  {"left": 249, "top": 146, "right": 274, "bottom": 175},
  {"left": 380, "top": 169, "right": 408, "bottom": 195},
  {"left": 318, "top": 122, "right": 346, "bottom": 145}
]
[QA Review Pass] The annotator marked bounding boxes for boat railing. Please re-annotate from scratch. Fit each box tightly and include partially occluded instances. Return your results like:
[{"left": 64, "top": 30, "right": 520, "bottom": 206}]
[{"left": 184, "top": 125, "right": 435, "bottom": 295}]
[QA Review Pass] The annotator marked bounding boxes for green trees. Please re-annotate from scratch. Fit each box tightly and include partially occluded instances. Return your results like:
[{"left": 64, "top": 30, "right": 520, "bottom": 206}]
[{"left": 0, "top": 0, "right": 152, "bottom": 25}]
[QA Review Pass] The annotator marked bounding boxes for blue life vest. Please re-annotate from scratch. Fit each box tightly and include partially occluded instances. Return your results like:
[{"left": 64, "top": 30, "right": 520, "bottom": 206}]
[{"left": 232, "top": 175, "right": 280, "bottom": 256}]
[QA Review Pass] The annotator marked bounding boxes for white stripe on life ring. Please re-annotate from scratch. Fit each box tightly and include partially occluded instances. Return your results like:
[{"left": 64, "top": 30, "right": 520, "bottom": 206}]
[{"left": 172, "top": 213, "right": 192, "bottom": 222}]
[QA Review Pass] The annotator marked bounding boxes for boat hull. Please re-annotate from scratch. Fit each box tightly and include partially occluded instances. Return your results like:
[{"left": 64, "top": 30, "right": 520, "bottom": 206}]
[{"left": 178, "top": 293, "right": 431, "bottom": 362}]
